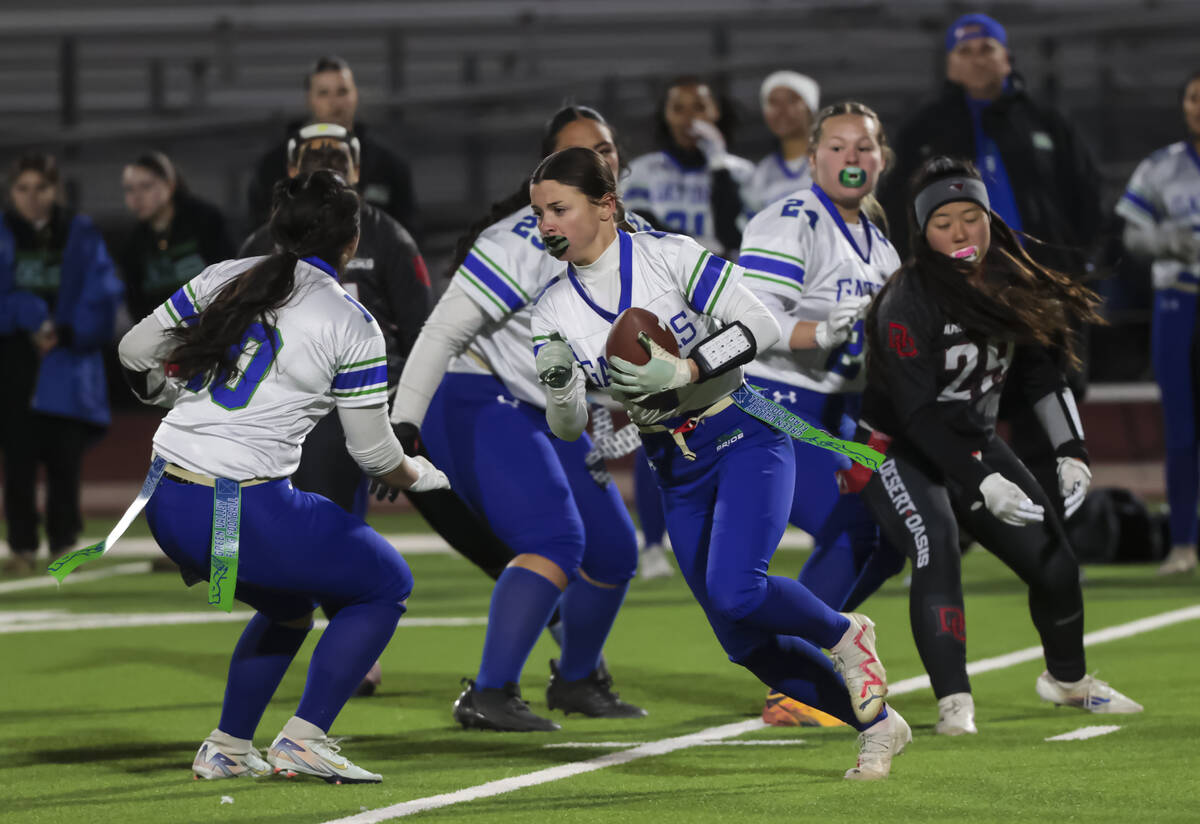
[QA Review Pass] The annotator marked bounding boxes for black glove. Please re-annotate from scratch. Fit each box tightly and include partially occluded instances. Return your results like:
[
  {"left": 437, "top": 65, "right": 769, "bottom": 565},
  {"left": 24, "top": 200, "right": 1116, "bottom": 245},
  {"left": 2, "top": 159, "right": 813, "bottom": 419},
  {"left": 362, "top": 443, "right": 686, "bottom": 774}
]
[{"left": 369, "top": 422, "right": 424, "bottom": 502}]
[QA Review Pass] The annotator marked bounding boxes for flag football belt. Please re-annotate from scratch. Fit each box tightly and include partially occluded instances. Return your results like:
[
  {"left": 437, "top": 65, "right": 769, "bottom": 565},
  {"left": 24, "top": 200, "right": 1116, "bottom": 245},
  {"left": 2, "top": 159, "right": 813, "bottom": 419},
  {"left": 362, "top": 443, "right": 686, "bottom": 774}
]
[
  {"left": 637, "top": 396, "right": 736, "bottom": 461},
  {"left": 46, "top": 456, "right": 270, "bottom": 612}
]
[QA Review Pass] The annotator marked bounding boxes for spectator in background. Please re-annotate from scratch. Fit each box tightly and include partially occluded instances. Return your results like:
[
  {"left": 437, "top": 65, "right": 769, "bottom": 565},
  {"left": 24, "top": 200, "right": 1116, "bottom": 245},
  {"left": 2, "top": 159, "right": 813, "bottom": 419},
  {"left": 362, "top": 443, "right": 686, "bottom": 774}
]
[
  {"left": 746, "top": 71, "right": 819, "bottom": 213},
  {"left": 878, "top": 13, "right": 1104, "bottom": 513},
  {"left": 118, "top": 152, "right": 234, "bottom": 321},
  {"left": 247, "top": 56, "right": 421, "bottom": 238},
  {"left": 1116, "top": 69, "right": 1200, "bottom": 575},
  {"left": 0, "top": 153, "right": 123, "bottom": 573},
  {"left": 621, "top": 75, "right": 754, "bottom": 256}
]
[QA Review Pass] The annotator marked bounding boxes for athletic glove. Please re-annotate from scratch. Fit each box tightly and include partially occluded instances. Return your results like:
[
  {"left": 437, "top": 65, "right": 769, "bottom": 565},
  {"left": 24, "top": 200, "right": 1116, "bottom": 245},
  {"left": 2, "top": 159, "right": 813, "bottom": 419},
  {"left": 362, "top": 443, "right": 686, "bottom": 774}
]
[
  {"left": 1159, "top": 219, "right": 1200, "bottom": 264},
  {"left": 405, "top": 455, "right": 451, "bottom": 493},
  {"left": 370, "top": 422, "right": 424, "bottom": 502},
  {"left": 688, "top": 119, "right": 729, "bottom": 171},
  {"left": 536, "top": 336, "right": 576, "bottom": 390},
  {"left": 814, "top": 296, "right": 871, "bottom": 350},
  {"left": 977, "top": 472, "right": 1044, "bottom": 526},
  {"left": 608, "top": 332, "right": 693, "bottom": 401},
  {"left": 1057, "top": 457, "right": 1092, "bottom": 519}
]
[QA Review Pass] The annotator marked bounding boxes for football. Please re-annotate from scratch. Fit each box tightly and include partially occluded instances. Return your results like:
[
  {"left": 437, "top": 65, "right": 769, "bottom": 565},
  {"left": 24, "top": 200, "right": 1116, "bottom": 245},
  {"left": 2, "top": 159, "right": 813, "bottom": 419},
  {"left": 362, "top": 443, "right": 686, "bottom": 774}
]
[{"left": 605, "top": 307, "right": 679, "bottom": 366}]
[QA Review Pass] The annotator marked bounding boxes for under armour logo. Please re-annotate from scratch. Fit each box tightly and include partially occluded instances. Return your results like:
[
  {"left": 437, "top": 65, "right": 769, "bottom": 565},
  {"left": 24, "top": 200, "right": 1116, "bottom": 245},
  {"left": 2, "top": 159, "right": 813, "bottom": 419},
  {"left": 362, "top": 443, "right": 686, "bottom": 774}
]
[
  {"left": 771, "top": 390, "right": 797, "bottom": 405},
  {"left": 496, "top": 395, "right": 520, "bottom": 408}
]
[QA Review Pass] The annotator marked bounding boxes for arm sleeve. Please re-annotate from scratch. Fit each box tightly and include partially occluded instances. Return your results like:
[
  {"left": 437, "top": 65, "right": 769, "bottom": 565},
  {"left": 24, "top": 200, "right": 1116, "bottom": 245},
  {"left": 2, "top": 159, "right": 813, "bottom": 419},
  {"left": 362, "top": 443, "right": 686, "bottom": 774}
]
[
  {"left": 1013, "top": 344, "right": 1089, "bottom": 462},
  {"left": 736, "top": 201, "right": 814, "bottom": 348},
  {"left": 338, "top": 403, "right": 406, "bottom": 476},
  {"left": 530, "top": 298, "right": 588, "bottom": 441},
  {"left": 709, "top": 282, "right": 781, "bottom": 353},
  {"left": 117, "top": 311, "right": 185, "bottom": 408},
  {"left": 390, "top": 279, "right": 490, "bottom": 426},
  {"left": 754, "top": 291, "right": 802, "bottom": 353}
]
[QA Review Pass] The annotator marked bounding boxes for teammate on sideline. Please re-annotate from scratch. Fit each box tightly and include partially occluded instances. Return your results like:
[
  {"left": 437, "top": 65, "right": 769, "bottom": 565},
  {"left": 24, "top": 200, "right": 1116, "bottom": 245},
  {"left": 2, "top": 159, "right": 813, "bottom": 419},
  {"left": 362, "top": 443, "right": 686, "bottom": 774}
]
[
  {"left": 738, "top": 102, "right": 906, "bottom": 727},
  {"left": 1115, "top": 69, "right": 1200, "bottom": 575},
  {"left": 118, "top": 171, "right": 449, "bottom": 783},
  {"left": 391, "top": 106, "right": 648, "bottom": 732},
  {"left": 531, "top": 146, "right": 910, "bottom": 780},
  {"left": 621, "top": 76, "right": 754, "bottom": 256},
  {"left": 746, "top": 71, "right": 819, "bottom": 213},
  {"left": 851, "top": 156, "right": 1141, "bottom": 734}
]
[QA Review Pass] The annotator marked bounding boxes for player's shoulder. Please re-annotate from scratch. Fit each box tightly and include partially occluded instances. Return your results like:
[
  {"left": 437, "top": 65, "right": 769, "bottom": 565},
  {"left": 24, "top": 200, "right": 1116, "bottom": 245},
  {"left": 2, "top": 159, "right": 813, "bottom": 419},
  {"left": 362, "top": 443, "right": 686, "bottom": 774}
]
[
  {"left": 629, "top": 226, "right": 694, "bottom": 260},
  {"left": 194, "top": 256, "right": 263, "bottom": 295},
  {"left": 480, "top": 204, "right": 534, "bottom": 236},
  {"left": 743, "top": 188, "right": 816, "bottom": 234}
]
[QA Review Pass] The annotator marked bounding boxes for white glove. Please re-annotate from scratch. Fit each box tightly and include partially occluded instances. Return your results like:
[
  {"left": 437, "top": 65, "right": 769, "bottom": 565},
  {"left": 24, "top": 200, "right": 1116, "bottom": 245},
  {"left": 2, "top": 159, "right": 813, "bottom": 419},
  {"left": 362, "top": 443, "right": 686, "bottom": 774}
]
[
  {"left": 814, "top": 296, "right": 871, "bottom": 350},
  {"left": 1160, "top": 220, "right": 1200, "bottom": 264},
  {"left": 1057, "top": 457, "right": 1092, "bottom": 519},
  {"left": 404, "top": 455, "right": 451, "bottom": 493},
  {"left": 608, "top": 332, "right": 693, "bottom": 401},
  {"left": 977, "top": 472, "right": 1044, "bottom": 526},
  {"left": 688, "top": 119, "right": 728, "bottom": 170},
  {"left": 536, "top": 337, "right": 576, "bottom": 391}
]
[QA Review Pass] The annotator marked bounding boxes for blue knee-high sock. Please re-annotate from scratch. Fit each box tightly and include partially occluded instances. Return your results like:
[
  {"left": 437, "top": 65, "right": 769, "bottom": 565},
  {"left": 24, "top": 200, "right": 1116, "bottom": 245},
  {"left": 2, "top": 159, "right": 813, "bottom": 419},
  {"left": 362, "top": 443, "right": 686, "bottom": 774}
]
[
  {"left": 741, "top": 576, "right": 850, "bottom": 649},
  {"left": 1165, "top": 445, "right": 1200, "bottom": 546},
  {"left": 634, "top": 453, "right": 667, "bottom": 546},
  {"left": 737, "top": 636, "right": 885, "bottom": 731},
  {"left": 219, "top": 613, "right": 311, "bottom": 740},
  {"left": 296, "top": 600, "right": 404, "bottom": 732},
  {"left": 476, "top": 566, "right": 563, "bottom": 689},
  {"left": 558, "top": 577, "right": 629, "bottom": 681}
]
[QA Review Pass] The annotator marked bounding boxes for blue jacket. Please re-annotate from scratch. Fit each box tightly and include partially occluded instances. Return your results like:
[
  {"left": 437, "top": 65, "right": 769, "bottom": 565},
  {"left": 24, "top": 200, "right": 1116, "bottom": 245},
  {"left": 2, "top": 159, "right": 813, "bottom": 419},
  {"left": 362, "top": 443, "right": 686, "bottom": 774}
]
[{"left": 0, "top": 212, "right": 124, "bottom": 427}]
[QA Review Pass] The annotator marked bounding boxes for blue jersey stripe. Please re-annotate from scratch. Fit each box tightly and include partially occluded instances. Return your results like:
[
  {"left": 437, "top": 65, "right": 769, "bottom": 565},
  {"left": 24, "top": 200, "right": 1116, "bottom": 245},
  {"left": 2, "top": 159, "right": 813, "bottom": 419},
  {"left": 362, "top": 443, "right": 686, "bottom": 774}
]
[
  {"left": 690, "top": 253, "right": 729, "bottom": 312},
  {"left": 461, "top": 252, "right": 524, "bottom": 312},
  {"left": 737, "top": 253, "right": 806, "bottom": 285},
  {"left": 169, "top": 287, "right": 198, "bottom": 326},
  {"left": 332, "top": 364, "right": 388, "bottom": 391},
  {"left": 1120, "top": 190, "right": 1158, "bottom": 221}
]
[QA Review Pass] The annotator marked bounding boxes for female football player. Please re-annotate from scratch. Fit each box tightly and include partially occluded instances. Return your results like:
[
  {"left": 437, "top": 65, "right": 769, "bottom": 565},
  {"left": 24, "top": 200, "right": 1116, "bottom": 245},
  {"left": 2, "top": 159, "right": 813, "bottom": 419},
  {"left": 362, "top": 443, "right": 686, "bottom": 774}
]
[
  {"left": 621, "top": 76, "right": 754, "bottom": 255},
  {"left": 391, "top": 105, "right": 649, "bottom": 732},
  {"left": 854, "top": 156, "right": 1142, "bottom": 735},
  {"left": 738, "top": 101, "right": 907, "bottom": 726},
  {"left": 1116, "top": 69, "right": 1200, "bottom": 575},
  {"left": 531, "top": 146, "right": 910, "bottom": 781},
  {"left": 746, "top": 71, "right": 819, "bottom": 212},
  {"left": 118, "top": 170, "right": 449, "bottom": 783}
]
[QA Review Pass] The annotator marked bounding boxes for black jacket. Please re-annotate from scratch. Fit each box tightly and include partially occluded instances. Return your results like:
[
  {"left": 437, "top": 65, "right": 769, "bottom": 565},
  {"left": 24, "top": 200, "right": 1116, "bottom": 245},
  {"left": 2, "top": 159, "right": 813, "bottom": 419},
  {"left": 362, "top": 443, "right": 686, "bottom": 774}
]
[
  {"left": 117, "top": 191, "right": 234, "bottom": 321},
  {"left": 879, "top": 75, "right": 1102, "bottom": 276},
  {"left": 247, "top": 121, "right": 421, "bottom": 240},
  {"left": 240, "top": 202, "right": 432, "bottom": 385}
]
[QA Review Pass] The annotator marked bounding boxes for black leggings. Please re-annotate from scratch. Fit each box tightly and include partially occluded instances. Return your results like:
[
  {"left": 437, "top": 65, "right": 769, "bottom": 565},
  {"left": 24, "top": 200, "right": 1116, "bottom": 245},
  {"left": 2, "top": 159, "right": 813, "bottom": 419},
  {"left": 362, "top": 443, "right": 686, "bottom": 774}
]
[{"left": 861, "top": 436, "right": 1086, "bottom": 698}]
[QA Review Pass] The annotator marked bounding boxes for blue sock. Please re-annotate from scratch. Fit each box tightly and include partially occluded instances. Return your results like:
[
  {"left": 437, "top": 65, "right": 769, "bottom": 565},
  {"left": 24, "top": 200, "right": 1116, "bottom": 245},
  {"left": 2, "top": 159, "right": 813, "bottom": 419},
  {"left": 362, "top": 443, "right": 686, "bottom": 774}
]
[
  {"left": 736, "top": 635, "right": 886, "bottom": 731},
  {"left": 741, "top": 576, "right": 850, "bottom": 649},
  {"left": 558, "top": 577, "right": 629, "bottom": 681},
  {"left": 219, "top": 613, "right": 311, "bottom": 740},
  {"left": 296, "top": 600, "right": 404, "bottom": 732},
  {"left": 476, "top": 566, "right": 563, "bottom": 689}
]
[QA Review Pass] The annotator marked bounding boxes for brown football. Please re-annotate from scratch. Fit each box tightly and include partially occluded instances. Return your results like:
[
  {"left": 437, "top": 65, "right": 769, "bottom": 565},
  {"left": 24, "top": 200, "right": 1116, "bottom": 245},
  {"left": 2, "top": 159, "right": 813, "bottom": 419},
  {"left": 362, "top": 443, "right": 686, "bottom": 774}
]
[{"left": 605, "top": 307, "right": 679, "bottom": 366}]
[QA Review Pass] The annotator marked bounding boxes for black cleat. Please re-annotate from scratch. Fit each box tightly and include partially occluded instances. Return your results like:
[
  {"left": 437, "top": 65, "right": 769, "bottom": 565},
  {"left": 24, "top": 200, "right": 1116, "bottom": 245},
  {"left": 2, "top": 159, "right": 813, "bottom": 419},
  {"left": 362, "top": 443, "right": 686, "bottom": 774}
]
[
  {"left": 545, "top": 659, "right": 648, "bottom": 718},
  {"left": 452, "top": 678, "right": 561, "bottom": 732}
]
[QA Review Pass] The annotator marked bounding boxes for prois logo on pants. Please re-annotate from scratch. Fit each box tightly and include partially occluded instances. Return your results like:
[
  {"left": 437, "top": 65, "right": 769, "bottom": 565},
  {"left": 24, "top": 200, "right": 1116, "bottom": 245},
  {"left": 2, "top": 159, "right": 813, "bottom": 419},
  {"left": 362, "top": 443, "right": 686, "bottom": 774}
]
[
  {"left": 716, "top": 428, "right": 744, "bottom": 452},
  {"left": 878, "top": 458, "right": 930, "bottom": 568}
]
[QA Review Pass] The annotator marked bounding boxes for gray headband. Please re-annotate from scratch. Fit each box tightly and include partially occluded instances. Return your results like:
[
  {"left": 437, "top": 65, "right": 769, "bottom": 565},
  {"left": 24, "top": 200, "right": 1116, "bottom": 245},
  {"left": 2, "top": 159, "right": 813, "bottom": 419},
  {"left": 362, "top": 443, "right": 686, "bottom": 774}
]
[{"left": 914, "top": 177, "right": 990, "bottom": 233}]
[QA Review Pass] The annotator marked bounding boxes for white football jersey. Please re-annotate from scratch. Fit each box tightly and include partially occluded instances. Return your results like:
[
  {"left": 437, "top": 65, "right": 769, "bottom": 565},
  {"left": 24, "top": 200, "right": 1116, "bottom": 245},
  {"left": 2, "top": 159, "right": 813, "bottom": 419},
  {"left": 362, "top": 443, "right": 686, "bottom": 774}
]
[
  {"left": 621, "top": 151, "right": 755, "bottom": 253},
  {"left": 531, "top": 230, "right": 747, "bottom": 426},
  {"left": 451, "top": 206, "right": 654, "bottom": 408},
  {"left": 738, "top": 186, "right": 900, "bottom": 394},
  {"left": 747, "top": 152, "right": 812, "bottom": 215},
  {"left": 1115, "top": 141, "right": 1200, "bottom": 291},
  {"left": 151, "top": 257, "right": 389, "bottom": 480}
]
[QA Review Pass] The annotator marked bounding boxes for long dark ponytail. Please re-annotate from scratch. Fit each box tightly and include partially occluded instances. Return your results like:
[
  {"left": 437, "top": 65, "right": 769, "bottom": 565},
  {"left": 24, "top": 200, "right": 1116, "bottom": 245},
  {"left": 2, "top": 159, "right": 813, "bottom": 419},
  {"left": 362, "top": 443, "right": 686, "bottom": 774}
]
[
  {"left": 167, "top": 170, "right": 360, "bottom": 383},
  {"left": 866, "top": 156, "right": 1100, "bottom": 368},
  {"left": 448, "top": 105, "right": 620, "bottom": 277}
]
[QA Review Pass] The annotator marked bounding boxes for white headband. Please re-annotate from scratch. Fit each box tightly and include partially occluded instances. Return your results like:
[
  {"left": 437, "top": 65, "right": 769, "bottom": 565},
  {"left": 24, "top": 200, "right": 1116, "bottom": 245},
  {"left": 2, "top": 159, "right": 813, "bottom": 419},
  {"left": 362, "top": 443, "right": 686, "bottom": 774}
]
[{"left": 759, "top": 71, "right": 820, "bottom": 116}]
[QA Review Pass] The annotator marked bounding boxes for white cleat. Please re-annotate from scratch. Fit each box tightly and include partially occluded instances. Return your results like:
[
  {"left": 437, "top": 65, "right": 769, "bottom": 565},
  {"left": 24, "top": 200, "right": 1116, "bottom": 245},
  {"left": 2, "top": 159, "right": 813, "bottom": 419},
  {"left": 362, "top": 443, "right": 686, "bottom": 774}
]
[
  {"left": 1035, "top": 671, "right": 1143, "bottom": 714},
  {"left": 267, "top": 729, "right": 382, "bottom": 784},
  {"left": 1157, "top": 545, "right": 1197, "bottom": 576},
  {"left": 844, "top": 707, "right": 911, "bottom": 780},
  {"left": 638, "top": 543, "right": 675, "bottom": 579},
  {"left": 830, "top": 613, "right": 888, "bottom": 724},
  {"left": 935, "top": 692, "right": 978, "bottom": 736},
  {"left": 192, "top": 729, "right": 271, "bottom": 780}
]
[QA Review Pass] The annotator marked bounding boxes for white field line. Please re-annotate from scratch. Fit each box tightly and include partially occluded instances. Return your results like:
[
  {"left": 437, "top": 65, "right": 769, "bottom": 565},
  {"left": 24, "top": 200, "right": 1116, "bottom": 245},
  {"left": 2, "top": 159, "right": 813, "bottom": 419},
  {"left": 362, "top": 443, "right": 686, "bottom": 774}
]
[
  {"left": 321, "top": 603, "right": 1200, "bottom": 824},
  {"left": 1045, "top": 725, "right": 1121, "bottom": 742},
  {"left": 0, "top": 561, "right": 151, "bottom": 594},
  {"left": 0, "top": 609, "right": 486, "bottom": 634}
]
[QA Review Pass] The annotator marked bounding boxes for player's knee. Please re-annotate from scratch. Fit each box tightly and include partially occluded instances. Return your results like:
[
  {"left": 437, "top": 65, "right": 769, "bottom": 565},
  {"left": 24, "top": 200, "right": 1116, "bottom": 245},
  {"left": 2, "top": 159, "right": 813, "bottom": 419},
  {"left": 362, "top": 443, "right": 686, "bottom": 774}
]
[
  {"left": 579, "top": 540, "right": 638, "bottom": 585},
  {"left": 707, "top": 572, "right": 768, "bottom": 623}
]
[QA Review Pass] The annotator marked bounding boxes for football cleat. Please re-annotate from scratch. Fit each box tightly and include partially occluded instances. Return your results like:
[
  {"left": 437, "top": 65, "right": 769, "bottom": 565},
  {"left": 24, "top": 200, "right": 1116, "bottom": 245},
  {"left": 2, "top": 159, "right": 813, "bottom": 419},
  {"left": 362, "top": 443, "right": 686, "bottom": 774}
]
[
  {"left": 638, "top": 543, "right": 675, "bottom": 580},
  {"left": 762, "top": 689, "right": 846, "bottom": 727},
  {"left": 192, "top": 729, "right": 271, "bottom": 780},
  {"left": 844, "top": 707, "right": 911, "bottom": 781},
  {"left": 935, "top": 692, "right": 978, "bottom": 736},
  {"left": 546, "top": 659, "right": 647, "bottom": 718},
  {"left": 266, "top": 733, "right": 381, "bottom": 784},
  {"left": 830, "top": 613, "right": 888, "bottom": 724},
  {"left": 453, "top": 678, "right": 561, "bottom": 732},
  {"left": 1157, "top": 545, "right": 1197, "bottom": 576},
  {"left": 1035, "top": 671, "right": 1143, "bottom": 714}
]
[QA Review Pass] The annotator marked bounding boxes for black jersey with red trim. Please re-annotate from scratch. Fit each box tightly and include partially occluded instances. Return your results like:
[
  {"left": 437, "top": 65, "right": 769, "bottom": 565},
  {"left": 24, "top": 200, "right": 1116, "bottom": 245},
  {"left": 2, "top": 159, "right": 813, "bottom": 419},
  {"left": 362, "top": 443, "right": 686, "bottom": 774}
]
[{"left": 861, "top": 268, "right": 1073, "bottom": 495}]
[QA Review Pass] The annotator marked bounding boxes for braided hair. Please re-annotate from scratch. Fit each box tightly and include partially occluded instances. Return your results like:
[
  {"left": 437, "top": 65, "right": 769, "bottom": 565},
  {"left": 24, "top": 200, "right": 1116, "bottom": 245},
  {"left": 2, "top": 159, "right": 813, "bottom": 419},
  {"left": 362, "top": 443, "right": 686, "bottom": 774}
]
[{"left": 167, "top": 170, "right": 360, "bottom": 383}]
